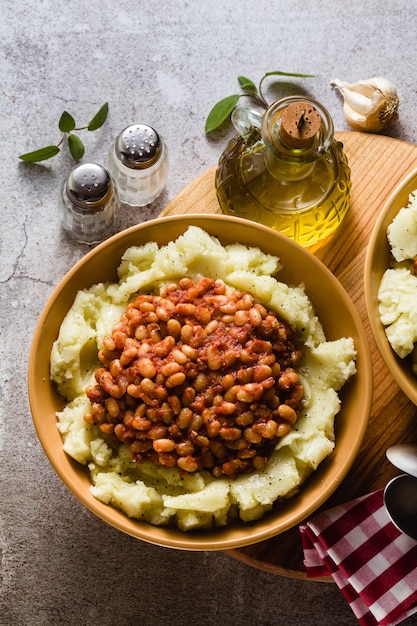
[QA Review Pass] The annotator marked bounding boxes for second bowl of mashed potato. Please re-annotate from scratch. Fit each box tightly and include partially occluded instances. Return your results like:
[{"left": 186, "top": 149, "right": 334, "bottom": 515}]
[{"left": 365, "top": 167, "right": 417, "bottom": 405}]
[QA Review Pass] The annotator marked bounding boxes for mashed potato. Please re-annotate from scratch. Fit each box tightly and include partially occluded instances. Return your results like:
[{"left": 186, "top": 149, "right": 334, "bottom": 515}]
[
  {"left": 51, "top": 226, "right": 357, "bottom": 530},
  {"left": 378, "top": 191, "right": 417, "bottom": 360}
]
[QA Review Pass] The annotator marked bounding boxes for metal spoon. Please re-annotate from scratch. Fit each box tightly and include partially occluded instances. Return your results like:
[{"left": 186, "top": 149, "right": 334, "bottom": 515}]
[
  {"left": 383, "top": 474, "right": 417, "bottom": 540},
  {"left": 386, "top": 444, "right": 417, "bottom": 479}
]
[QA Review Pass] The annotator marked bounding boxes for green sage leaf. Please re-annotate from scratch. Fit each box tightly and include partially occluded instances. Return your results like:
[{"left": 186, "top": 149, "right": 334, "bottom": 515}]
[
  {"left": 18, "top": 145, "right": 61, "bottom": 162},
  {"left": 205, "top": 94, "right": 240, "bottom": 133},
  {"left": 59, "top": 111, "right": 76, "bottom": 133},
  {"left": 88, "top": 102, "right": 109, "bottom": 131},
  {"left": 68, "top": 134, "right": 85, "bottom": 160},
  {"left": 264, "top": 70, "right": 315, "bottom": 79},
  {"left": 238, "top": 76, "right": 257, "bottom": 94}
]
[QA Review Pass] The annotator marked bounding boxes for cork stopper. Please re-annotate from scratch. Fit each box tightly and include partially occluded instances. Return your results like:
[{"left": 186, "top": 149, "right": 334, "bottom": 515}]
[{"left": 279, "top": 101, "right": 322, "bottom": 149}]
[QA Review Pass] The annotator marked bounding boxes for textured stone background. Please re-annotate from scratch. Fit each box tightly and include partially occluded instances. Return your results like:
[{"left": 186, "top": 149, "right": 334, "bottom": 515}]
[{"left": 2, "top": 1, "right": 417, "bottom": 624}]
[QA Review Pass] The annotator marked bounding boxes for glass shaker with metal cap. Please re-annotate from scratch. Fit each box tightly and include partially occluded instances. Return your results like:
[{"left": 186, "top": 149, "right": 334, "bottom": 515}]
[
  {"left": 59, "top": 162, "right": 118, "bottom": 245},
  {"left": 107, "top": 123, "right": 168, "bottom": 207}
]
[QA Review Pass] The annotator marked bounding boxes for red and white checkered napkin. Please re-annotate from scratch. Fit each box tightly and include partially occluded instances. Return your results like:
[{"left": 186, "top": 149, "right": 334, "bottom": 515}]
[{"left": 299, "top": 489, "right": 417, "bottom": 626}]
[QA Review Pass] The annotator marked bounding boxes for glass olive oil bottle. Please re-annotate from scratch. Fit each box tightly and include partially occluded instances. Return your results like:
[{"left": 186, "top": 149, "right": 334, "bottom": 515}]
[{"left": 215, "top": 97, "right": 351, "bottom": 248}]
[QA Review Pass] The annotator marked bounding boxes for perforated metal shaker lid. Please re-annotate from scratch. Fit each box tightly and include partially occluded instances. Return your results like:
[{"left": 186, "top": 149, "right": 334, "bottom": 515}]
[
  {"left": 66, "top": 163, "right": 114, "bottom": 210},
  {"left": 115, "top": 124, "right": 162, "bottom": 169}
]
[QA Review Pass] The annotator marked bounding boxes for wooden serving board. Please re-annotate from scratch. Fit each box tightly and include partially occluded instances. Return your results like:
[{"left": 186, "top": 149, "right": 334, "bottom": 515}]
[{"left": 160, "top": 132, "right": 417, "bottom": 580}]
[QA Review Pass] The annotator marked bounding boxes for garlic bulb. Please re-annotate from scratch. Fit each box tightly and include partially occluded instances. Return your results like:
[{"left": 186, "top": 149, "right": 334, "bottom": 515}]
[{"left": 330, "top": 77, "right": 399, "bottom": 133}]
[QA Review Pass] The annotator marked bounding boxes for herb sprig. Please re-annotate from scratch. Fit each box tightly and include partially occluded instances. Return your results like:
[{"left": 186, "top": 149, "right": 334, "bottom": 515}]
[
  {"left": 205, "top": 71, "right": 314, "bottom": 134},
  {"left": 19, "top": 102, "right": 109, "bottom": 163}
]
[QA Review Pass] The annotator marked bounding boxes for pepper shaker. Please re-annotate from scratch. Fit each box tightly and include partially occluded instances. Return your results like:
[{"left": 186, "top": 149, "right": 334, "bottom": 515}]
[
  {"left": 60, "top": 163, "right": 118, "bottom": 245},
  {"left": 107, "top": 123, "right": 168, "bottom": 207}
]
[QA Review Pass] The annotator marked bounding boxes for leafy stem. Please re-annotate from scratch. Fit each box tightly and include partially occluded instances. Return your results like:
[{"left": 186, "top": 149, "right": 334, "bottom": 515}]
[
  {"left": 19, "top": 102, "right": 109, "bottom": 163},
  {"left": 205, "top": 71, "right": 314, "bottom": 134}
]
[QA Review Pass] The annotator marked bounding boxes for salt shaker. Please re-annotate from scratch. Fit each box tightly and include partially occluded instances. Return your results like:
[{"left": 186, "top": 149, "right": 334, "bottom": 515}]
[
  {"left": 60, "top": 163, "right": 118, "bottom": 245},
  {"left": 107, "top": 123, "right": 168, "bottom": 207}
]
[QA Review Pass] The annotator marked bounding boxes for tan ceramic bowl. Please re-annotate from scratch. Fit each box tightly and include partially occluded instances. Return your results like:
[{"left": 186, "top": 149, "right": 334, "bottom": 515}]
[
  {"left": 28, "top": 214, "right": 372, "bottom": 550},
  {"left": 365, "top": 168, "right": 417, "bottom": 405}
]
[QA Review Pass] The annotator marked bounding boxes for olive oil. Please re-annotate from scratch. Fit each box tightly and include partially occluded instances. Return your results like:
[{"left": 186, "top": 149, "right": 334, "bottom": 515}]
[{"left": 215, "top": 97, "right": 351, "bottom": 248}]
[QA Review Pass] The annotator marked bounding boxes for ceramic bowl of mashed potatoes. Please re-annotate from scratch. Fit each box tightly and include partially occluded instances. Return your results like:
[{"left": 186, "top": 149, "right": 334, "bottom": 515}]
[
  {"left": 28, "top": 214, "right": 372, "bottom": 550},
  {"left": 365, "top": 168, "right": 417, "bottom": 405}
]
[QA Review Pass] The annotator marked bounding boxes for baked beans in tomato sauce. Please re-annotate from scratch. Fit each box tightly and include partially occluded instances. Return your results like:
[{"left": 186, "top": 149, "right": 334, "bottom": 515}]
[{"left": 85, "top": 277, "right": 304, "bottom": 478}]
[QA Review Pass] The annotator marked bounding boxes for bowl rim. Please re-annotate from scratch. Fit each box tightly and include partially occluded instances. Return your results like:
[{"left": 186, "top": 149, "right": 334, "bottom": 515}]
[
  {"left": 28, "top": 213, "right": 373, "bottom": 550},
  {"left": 364, "top": 167, "right": 417, "bottom": 406}
]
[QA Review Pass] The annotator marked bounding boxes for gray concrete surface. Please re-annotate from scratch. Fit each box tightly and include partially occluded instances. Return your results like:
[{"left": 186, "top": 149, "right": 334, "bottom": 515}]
[{"left": 2, "top": 0, "right": 417, "bottom": 624}]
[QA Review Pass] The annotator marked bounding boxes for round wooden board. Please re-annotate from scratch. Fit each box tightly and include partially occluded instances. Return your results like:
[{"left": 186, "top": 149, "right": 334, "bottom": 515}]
[{"left": 160, "top": 132, "right": 417, "bottom": 580}]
